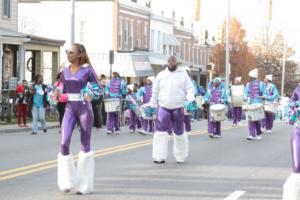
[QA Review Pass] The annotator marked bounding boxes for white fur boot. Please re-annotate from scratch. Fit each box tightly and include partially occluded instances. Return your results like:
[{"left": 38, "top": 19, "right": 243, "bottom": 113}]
[
  {"left": 152, "top": 131, "right": 169, "bottom": 162},
  {"left": 283, "top": 173, "right": 300, "bottom": 200},
  {"left": 76, "top": 151, "right": 94, "bottom": 194},
  {"left": 57, "top": 153, "right": 77, "bottom": 193},
  {"left": 173, "top": 132, "right": 189, "bottom": 163}
]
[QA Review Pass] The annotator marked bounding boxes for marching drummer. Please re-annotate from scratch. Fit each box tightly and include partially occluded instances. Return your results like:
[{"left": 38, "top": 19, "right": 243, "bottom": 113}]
[
  {"left": 126, "top": 83, "right": 142, "bottom": 133},
  {"left": 231, "top": 77, "right": 243, "bottom": 127},
  {"left": 244, "top": 68, "right": 267, "bottom": 140},
  {"left": 207, "top": 73, "right": 219, "bottom": 89},
  {"left": 105, "top": 71, "right": 127, "bottom": 134},
  {"left": 261, "top": 75, "right": 279, "bottom": 133},
  {"left": 184, "top": 69, "right": 199, "bottom": 134},
  {"left": 138, "top": 76, "right": 155, "bottom": 135},
  {"left": 204, "top": 77, "right": 228, "bottom": 138}
]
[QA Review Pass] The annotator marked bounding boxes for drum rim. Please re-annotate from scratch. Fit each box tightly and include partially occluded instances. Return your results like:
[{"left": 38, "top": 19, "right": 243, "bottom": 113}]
[{"left": 210, "top": 104, "right": 226, "bottom": 110}]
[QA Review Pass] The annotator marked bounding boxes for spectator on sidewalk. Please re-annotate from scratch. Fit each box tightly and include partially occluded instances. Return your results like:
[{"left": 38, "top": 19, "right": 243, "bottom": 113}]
[
  {"left": 99, "top": 74, "right": 107, "bottom": 126},
  {"left": 92, "top": 75, "right": 103, "bottom": 130},
  {"left": 16, "top": 80, "right": 30, "bottom": 127},
  {"left": 30, "top": 74, "right": 48, "bottom": 134},
  {"left": 54, "top": 72, "right": 67, "bottom": 132}
]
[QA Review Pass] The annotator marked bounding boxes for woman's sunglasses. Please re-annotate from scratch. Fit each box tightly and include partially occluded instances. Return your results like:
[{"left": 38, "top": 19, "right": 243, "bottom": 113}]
[{"left": 65, "top": 50, "right": 75, "bottom": 55}]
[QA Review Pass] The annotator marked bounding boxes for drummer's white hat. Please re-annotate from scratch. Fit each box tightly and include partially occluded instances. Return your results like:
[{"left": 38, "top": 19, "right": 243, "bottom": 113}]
[
  {"left": 127, "top": 84, "right": 134, "bottom": 91},
  {"left": 235, "top": 77, "right": 242, "bottom": 82},
  {"left": 265, "top": 74, "right": 273, "bottom": 81},
  {"left": 147, "top": 76, "right": 155, "bottom": 83},
  {"left": 249, "top": 68, "right": 258, "bottom": 78},
  {"left": 213, "top": 77, "right": 221, "bottom": 83}
]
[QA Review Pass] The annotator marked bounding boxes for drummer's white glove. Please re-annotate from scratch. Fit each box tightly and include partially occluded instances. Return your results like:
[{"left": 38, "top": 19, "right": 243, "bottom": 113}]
[{"left": 147, "top": 102, "right": 157, "bottom": 109}]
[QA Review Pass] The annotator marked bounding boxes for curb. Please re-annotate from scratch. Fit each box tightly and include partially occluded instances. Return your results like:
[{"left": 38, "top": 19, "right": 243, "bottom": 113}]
[{"left": 0, "top": 125, "right": 60, "bottom": 134}]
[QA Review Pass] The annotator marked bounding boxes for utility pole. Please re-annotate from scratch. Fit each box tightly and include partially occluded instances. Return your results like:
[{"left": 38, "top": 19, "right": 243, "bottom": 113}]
[
  {"left": 281, "top": 40, "right": 286, "bottom": 96},
  {"left": 71, "top": 0, "right": 75, "bottom": 43},
  {"left": 225, "top": 0, "right": 231, "bottom": 90}
]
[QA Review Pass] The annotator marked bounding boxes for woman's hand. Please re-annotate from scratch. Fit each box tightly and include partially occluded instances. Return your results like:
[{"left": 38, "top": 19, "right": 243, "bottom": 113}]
[{"left": 84, "top": 94, "right": 93, "bottom": 102}]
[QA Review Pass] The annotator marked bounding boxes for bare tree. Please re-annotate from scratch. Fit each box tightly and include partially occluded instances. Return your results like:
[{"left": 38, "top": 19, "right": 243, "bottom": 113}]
[{"left": 252, "top": 25, "right": 298, "bottom": 96}]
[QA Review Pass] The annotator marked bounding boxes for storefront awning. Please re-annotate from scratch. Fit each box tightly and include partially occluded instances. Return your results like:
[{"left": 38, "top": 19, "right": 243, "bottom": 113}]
[
  {"left": 0, "top": 27, "right": 30, "bottom": 44},
  {"left": 148, "top": 53, "right": 168, "bottom": 66},
  {"left": 131, "top": 54, "right": 154, "bottom": 77},
  {"left": 93, "top": 53, "right": 154, "bottom": 78},
  {"left": 163, "top": 33, "right": 180, "bottom": 46}
]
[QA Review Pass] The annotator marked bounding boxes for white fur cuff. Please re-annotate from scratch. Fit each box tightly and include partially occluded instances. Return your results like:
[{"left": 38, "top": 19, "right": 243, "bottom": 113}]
[
  {"left": 77, "top": 151, "right": 95, "bottom": 194},
  {"left": 57, "top": 153, "right": 77, "bottom": 192},
  {"left": 152, "top": 132, "right": 169, "bottom": 162},
  {"left": 173, "top": 132, "right": 189, "bottom": 163},
  {"left": 283, "top": 173, "right": 300, "bottom": 200}
]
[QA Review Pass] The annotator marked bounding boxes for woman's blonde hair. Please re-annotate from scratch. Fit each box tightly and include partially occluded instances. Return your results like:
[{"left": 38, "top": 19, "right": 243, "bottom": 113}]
[{"left": 72, "top": 43, "right": 92, "bottom": 66}]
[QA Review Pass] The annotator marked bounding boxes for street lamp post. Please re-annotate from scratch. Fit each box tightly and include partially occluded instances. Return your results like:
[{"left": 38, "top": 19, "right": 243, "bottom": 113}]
[
  {"left": 281, "top": 39, "right": 287, "bottom": 96},
  {"left": 71, "top": 0, "right": 75, "bottom": 43},
  {"left": 225, "top": 0, "right": 231, "bottom": 90}
]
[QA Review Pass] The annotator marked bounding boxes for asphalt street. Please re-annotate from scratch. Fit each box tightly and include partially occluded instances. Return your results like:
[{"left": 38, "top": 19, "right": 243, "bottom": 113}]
[{"left": 0, "top": 120, "right": 293, "bottom": 200}]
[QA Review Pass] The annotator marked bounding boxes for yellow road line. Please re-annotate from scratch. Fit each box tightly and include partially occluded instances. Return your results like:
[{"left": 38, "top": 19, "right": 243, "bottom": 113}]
[
  {"left": 0, "top": 125, "right": 242, "bottom": 181},
  {"left": 0, "top": 142, "right": 153, "bottom": 181},
  {"left": 0, "top": 164, "right": 58, "bottom": 181},
  {"left": 0, "top": 139, "right": 152, "bottom": 176}
]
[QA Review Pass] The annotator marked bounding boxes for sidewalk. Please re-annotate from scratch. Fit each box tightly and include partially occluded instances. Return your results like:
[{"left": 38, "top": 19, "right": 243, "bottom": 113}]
[
  {"left": 0, "top": 122, "right": 60, "bottom": 134},
  {"left": 0, "top": 118, "right": 242, "bottom": 134}
]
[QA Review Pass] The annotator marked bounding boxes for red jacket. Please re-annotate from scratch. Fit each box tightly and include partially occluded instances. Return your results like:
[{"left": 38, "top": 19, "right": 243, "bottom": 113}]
[{"left": 16, "top": 85, "right": 25, "bottom": 94}]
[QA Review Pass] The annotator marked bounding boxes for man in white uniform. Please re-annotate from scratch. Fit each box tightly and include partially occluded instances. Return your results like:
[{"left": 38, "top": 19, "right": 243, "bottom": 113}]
[{"left": 149, "top": 56, "right": 195, "bottom": 164}]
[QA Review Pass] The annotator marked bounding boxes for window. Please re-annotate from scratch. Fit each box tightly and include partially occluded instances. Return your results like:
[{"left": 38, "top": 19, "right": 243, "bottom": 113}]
[
  {"left": 118, "top": 18, "right": 123, "bottom": 49},
  {"left": 196, "top": 49, "right": 200, "bottom": 65},
  {"left": 144, "top": 23, "right": 148, "bottom": 48},
  {"left": 3, "top": 0, "right": 11, "bottom": 19},
  {"left": 183, "top": 42, "right": 186, "bottom": 61},
  {"left": 43, "top": 52, "right": 53, "bottom": 85},
  {"left": 157, "top": 31, "right": 161, "bottom": 51},
  {"left": 130, "top": 21, "right": 134, "bottom": 50},
  {"left": 124, "top": 21, "right": 129, "bottom": 50},
  {"left": 136, "top": 21, "right": 141, "bottom": 48},
  {"left": 187, "top": 43, "right": 190, "bottom": 62},
  {"left": 163, "top": 45, "right": 167, "bottom": 55},
  {"left": 181, "top": 41, "right": 185, "bottom": 60},
  {"left": 150, "top": 29, "right": 154, "bottom": 52}
]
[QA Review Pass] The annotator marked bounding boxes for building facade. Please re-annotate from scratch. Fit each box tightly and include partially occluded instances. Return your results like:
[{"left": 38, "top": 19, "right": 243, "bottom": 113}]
[
  {"left": 0, "top": 0, "right": 29, "bottom": 91},
  {"left": 148, "top": 13, "right": 179, "bottom": 75},
  {"left": 19, "top": 0, "right": 153, "bottom": 82},
  {"left": 18, "top": 0, "right": 211, "bottom": 86}
]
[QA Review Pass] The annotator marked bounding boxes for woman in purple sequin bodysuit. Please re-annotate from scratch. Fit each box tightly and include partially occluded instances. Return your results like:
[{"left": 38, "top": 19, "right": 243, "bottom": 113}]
[
  {"left": 283, "top": 84, "right": 300, "bottom": 200},
  {"left": 57, "top": 43, "right": 100, "bottom": 195}
]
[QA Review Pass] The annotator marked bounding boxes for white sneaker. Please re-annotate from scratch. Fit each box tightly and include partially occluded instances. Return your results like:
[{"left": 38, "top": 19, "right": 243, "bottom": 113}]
[
  {"left": 256, "top": 135, "right": 262, "bottom": 140},
  {"left": 209, "top": 134, "right": 214, "bottom": 138},
  {"left": 266, "top": 130, "right": 272, "bottom": 134},
  {"left": 261, "top": 128, "right": 266, "bottom": 133},
  {"left": 246, "top": 135, "right": 256, "bottom": 140},
  {"left": 107, "top": 130, "right": 112, "bottom": 134},
  {"left": 138, "top": 129, "right": 147, "bottom": 135},
  {"left": 129, "top": 129, "right": 134, "bottom": 133},
  {"left": 115, "top": 130, "right": 121, "bottom": 134},
  {"left": 213, "top": 135, "right": 221, "bottom": 138}
]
